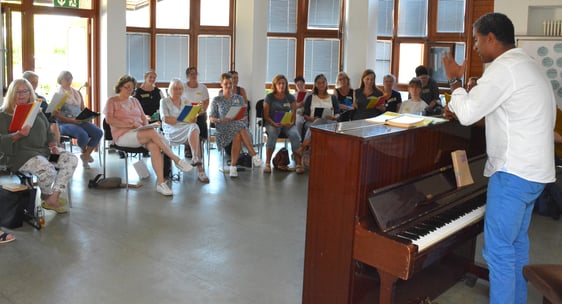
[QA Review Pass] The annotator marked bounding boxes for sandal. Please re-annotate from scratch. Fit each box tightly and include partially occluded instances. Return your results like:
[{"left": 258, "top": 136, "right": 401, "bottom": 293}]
[
  {"left": 296, "top": 165, "right": 305, "bottom": 174},
  {"left": 263, "top": 164, "right": 272, "bottom": 173},
  {"left": 0, "top": 231, "right": 15, "bottom": 244},
  {"left": 41, "top": 201, "right": 68, "bottom": 214}
]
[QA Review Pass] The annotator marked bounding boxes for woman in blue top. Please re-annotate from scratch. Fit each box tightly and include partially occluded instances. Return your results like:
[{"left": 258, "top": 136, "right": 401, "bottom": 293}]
[
  {"left": 210, "top": 73, "right": 263, "bottom": 178},
  {"left": 53, "top": 71, "right": 103, "bottom": 169},
  {"left": 263, "top": 74, "right": 301, "bottom": 173}
]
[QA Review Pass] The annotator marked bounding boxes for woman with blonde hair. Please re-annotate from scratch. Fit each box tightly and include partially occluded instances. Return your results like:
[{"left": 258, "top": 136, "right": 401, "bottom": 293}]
[
  {"left": 334, "top": 71, "right": 354, "bottom": 121},
  {"left": 53, "top": 70, "right": 103, "bottom": 169},
  {"left": 262, "top": 74, "right": 302, "bottom": 173},
  {"left": 134, "top": 69, "right": 164, "bottom": 121},
  {"left": 160, "top": 78, "right": 208, "bottom": 183},
  {"left": 0, "top": 78, "right": 78, "bottom": 214}
]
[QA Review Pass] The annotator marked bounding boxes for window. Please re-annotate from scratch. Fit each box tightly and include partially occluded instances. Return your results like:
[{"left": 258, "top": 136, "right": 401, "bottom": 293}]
[
  {"left": 126, "top": 1, "right": 149, "bottom": 27},
  {"left": 268, "top": 0, "right": 297, "bottom": 33},
  {"left": 380, "top": 0, "right": 469, "bottom": 86},
  {"left": 397, "top": 43, "right": 423, "bottom": 84},
  {"left": 126, "top": 0, "right": 233, "bottom": 85},
  {"left": 156, "top": 34, "right": 189, "bottom": 82},
  {"left": 200, "top": 0, "right": 229, "bottom": 26},
  {"left": 397, "top": 0, "right": 428, "bottom": 37},
  {"left": 156, "top": 0, "right": 189, "bottom": 29},
  {"left": 437, "top": 0, "right": 465, "bottom": 33},
  {"left": 266, "top": 0, "right": 344, "bottom": 85},
  {"left": 266, "top": 38, "right": 296, "bottom": 83},
  {"left": 304, "top": 39, "right": 339, "bottom": 83},
  {"left": 375, "top": 41, "right": 392, "bottom": 84},
  {"left": 377, "top": 0, "right": 394, "bottom": 36},
  {"left": 127, "top": 33, "right": 150, "bottom": 80},
  {"left": 198, "top": 36, "right": 231, "bottom": 82},
  {"left": 308, "top": 0, "right": 341, "bottom": 29}
]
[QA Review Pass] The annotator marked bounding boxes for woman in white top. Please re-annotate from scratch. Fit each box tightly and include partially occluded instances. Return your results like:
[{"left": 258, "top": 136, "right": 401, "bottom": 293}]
[
  {"left": 160, "top": 78, "right": 208, "bottom": 183},
  {"left": 181, "top": 67, "right": 209, "bottom": 159},
  {"left": 302, "top": 74, "right": 340, "bottom": 136}
]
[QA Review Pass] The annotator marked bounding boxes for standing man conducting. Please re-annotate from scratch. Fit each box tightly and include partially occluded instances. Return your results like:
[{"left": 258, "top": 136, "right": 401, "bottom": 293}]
[{"left": 443, "top": 13, "right": 556, "bottom": 304}]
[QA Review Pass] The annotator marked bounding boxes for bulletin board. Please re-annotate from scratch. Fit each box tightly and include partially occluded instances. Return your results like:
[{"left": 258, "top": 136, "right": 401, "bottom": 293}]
[{"left": 517, "top": 37, "right": 562, "bottom": 107}]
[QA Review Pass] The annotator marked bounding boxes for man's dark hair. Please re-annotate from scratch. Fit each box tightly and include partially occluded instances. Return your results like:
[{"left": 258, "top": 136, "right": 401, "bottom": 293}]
[
  {"left": 473, "top": 12, "right": 515, "bottom": 45},
  {"left": 294, "top": 76, "right": 305, "bottom": 83},
  {"left": 415, "top": 66, "right": 428, "bottom": 77}
]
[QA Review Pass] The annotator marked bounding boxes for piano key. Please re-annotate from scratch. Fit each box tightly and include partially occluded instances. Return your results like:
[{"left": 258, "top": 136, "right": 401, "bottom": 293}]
[{"left": 414, "top": 203, "right": 486, "bottom": 252}]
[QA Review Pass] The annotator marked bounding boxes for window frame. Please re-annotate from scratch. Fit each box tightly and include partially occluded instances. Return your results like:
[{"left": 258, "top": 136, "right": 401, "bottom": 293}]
[
  {"left": 266, "top": 0, "right": 345, "bottom": 88},
  {"left": 378, "top": 0, "right": 470, "bottom": 90},
  {"left": 126, "top": 0, "right": 235, "bottom": 88}
]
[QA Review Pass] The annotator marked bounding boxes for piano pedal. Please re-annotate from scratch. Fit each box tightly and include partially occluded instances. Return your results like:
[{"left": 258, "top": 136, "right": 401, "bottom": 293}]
[{"left": 464, "top": 273, "right": 478, "bottom": 287}]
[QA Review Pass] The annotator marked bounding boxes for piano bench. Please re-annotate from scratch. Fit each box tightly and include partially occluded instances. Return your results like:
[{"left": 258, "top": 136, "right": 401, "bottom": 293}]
[{"left": 523, "top": 264, "right": 562, "bottom": 304}]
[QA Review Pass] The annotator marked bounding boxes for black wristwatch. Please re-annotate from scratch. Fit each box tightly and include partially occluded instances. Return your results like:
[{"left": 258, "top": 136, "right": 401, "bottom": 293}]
[{"left": 448, "top": 78, "right": 461, "bottom": 86}]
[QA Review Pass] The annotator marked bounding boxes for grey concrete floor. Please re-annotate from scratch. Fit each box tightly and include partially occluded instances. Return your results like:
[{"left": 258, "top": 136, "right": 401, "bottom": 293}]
[{"left": 1, "top": 146, "right": 561, "bottom": 304}]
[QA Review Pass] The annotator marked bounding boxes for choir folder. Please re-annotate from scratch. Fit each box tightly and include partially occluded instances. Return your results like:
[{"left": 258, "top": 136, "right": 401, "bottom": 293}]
[{"left": 9, "top": 101, "right": 42, "bottom": 132}]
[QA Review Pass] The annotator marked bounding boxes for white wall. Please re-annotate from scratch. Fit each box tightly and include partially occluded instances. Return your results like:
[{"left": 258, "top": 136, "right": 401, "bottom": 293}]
[
  {"left": 343, "top": 0, "right": 378, "bottom": 87},
  {"left": 235, "top": 0, "right": 267, "bottom": 129},
  {"left": 100, "top": 0, "right": 126, "bottom": 111},
  {"left": 495, "top": 0, "right": 562, "bottom": 35}
]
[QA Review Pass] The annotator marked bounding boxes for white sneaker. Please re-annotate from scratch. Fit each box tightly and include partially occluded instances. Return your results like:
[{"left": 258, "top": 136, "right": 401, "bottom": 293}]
[
  {"left": 252, "top": 154, "right": 263, "bottom": 167},
  {"left": 229, "top": 166, "right": 238, "bottom": 178},
  {"left": 175, "top": 159, "right": 193, "bottom": 172},
  {"left": 156, "top": 182, "right": 173, "bottom": 196}
]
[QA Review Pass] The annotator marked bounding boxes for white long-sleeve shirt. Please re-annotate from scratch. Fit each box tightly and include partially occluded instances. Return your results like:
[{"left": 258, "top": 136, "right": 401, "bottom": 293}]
[{"left": 448, "top": 48, "right": 555, "bottom": 183}]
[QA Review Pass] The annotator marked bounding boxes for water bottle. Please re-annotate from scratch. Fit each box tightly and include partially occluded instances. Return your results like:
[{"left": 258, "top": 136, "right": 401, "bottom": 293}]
[{"left": 36, "top": 206, "right": 45, "bottom": 227}]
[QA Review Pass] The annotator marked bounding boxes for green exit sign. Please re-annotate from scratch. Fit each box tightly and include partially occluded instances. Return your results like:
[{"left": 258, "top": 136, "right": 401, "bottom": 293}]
[{"left": 54, "top": 0, "right": 79, "bottom": 8}]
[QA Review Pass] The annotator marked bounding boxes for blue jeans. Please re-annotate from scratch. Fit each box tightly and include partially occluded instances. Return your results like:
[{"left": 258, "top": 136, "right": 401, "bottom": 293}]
[
  {"left": 265, "top": 124, "right": 301, "bottom": 153},
  {"left": 58, "top": 121, "right": 103, "bottom": 149},
  {"left": 483, "top": 171, "right": 545, "bottom": 304}
]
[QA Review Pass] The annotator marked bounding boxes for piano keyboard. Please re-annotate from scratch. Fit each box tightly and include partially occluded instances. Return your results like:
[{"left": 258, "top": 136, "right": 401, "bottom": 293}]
[{"left": 395, "top": 201, "right": 486, "bottom": 252}]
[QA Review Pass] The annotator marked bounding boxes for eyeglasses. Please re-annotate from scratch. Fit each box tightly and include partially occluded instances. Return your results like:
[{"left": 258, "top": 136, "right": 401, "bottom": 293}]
[{"left": 15, "top": 89, "right": 30, "bottom": 95}]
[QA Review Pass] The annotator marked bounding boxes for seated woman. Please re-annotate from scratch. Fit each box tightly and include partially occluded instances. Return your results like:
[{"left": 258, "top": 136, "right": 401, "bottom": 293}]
[
  {"left": 334, "top": 71, "right": 354, "bottom": 121},
  {"left": 160, "top": 78, "right": 209, "bottom": 183},
  {"left": 209, "top": 73, "right": 263, "bottom": 178},
  {"left": 302, "top": 74, "right": 340, "bottom": 137},
  {"left": 104, "top": 75, "right": 193, "bottom": 196},
  {"left": 53, "top": 71, "right": 103, "bottom": 169},
  {"left": 298, "top": 74, "right": 340, "bottom": 172},
  {"left": 0, "top": 78, "right": 78, "bottom": 214},
  {"left": 352, "top": 69, "right": 385, "bottom": 120},
  {"left": 263, "top": 74, "right": 302, "bottom": 173},
  {"left": 134, "top": 69, "right": 164, "bottom": 121}
]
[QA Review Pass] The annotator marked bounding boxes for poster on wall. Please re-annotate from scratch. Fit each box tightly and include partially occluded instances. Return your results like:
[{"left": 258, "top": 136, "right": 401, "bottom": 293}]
[{"left": 517, "top": 37, "right": 562, "bottom": 107}]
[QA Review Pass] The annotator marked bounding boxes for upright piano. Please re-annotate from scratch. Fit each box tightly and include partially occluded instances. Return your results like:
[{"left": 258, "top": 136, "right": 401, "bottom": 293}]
[{"left": 302, "top": 119, "right": 487, "bottom": 304}]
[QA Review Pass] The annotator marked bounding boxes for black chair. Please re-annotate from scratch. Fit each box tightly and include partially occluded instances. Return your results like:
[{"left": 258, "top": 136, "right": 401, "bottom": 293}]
[
  {"left": 102, "top": 119, "right": 148, "bottom": 190},
  {"left": 255, "top": 100, "right": 289, "bottom": 157}
]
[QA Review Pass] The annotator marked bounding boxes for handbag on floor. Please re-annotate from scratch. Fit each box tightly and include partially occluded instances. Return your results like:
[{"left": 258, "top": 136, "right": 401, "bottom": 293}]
[
  {"left": 0, "top": 186, "right": 38, "bottom": 229},
  {"left": 272, "top": 148, "right": 290, "bottom": 170}
]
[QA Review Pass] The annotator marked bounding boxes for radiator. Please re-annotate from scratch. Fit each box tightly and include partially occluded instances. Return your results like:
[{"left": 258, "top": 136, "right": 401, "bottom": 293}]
[{"left": 543, "top": 20, "right": 562, "bottom": 36}]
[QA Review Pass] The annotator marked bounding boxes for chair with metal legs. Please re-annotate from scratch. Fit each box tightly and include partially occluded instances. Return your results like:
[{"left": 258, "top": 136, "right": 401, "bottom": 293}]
[{"left": 102, "top": 119, "right": 148, "bottom": 190}]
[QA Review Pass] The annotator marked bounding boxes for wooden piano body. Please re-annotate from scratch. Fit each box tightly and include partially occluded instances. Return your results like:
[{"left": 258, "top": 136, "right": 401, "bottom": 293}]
[{"left": 302, "top": 120, "right": 487, "bottom": 304}]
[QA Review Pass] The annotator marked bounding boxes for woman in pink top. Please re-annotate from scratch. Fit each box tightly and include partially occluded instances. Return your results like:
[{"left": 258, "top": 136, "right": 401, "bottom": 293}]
[{"left": 103, "top": 75, "right": 193, "bottom": 196}]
